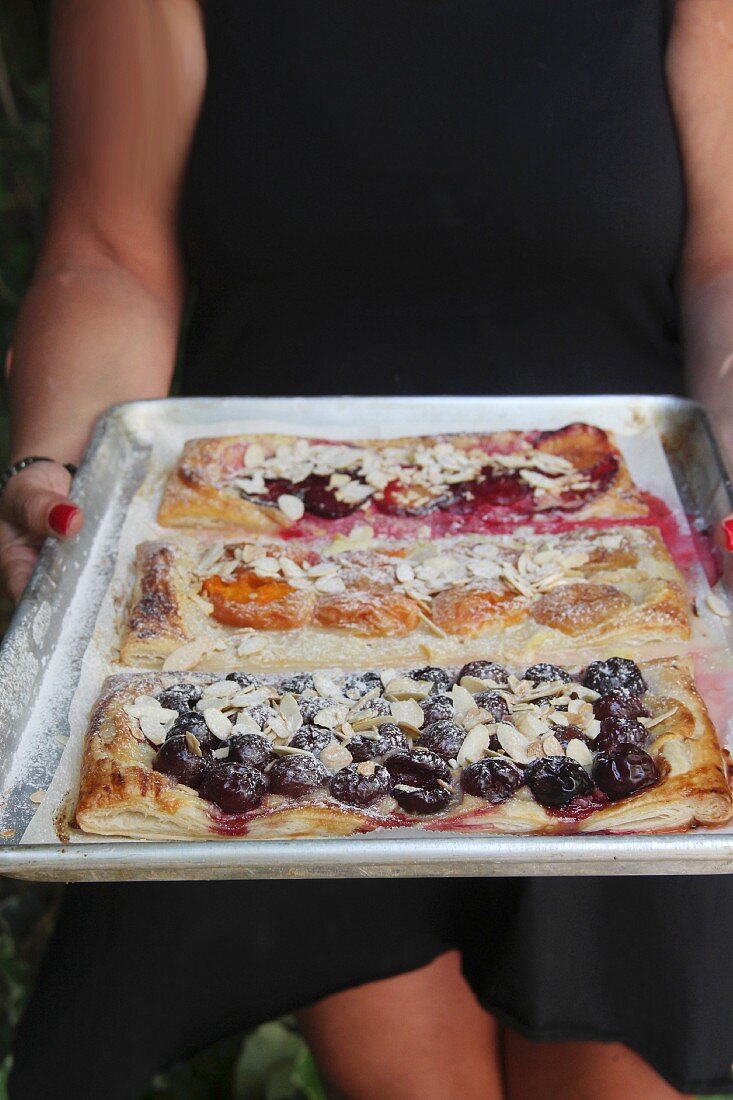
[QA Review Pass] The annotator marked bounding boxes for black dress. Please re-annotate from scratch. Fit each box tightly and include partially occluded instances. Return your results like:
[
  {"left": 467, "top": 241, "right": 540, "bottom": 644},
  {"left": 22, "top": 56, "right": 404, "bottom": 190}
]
[{"left": 10, "top": 3, "right": 733, "bottom": 1097}]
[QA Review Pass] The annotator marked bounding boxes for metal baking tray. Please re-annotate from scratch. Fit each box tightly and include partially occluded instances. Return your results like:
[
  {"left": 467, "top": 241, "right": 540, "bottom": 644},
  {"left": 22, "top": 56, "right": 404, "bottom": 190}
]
[{"left": 1, "top": 394, "right": 732, "bottom": 882}]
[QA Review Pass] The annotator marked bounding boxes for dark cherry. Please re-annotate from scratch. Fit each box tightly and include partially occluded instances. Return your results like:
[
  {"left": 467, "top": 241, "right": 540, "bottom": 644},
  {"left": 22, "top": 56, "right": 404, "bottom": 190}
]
[
  {"left": 392, "top": 783, "right": 452, "bottom": 815},
  {"left": 243, "top": 703, "right": 277, "bottom": 731},
  {"left": 593, "top": 690, "right": 650, "bottom": 721},
  {"left": 244, "top": 476, "right": 300, "bottom": 504},
  {"left": 302, "top": 474, "right": 362, "bottom": 518},
  {"left": 225, "top": 672, "right": 261, "bottom": 690},
  {"left": 523, "top": 663, "right": 572, "bottom": 686},
  {"left": 461, "top": 758, "right": 525, "bottom": 803},
  {"left": 279, "top": 673, "right": 315, "bottom": 694},
  {"left": 595, "top": 716, "right": 648, "bottom": 753},
  {"left": 383, "top": 748, "right": 452, "bottom": 787},
  {"left": 458, "top": 660, "right": 509, "bottom": 684},
  {"left": 167, "top": 711, "right": 217, "bottom": 753},
  {"left": 408, "top": 666, "right": 453, "bottom": 693},
  {"left": 420, "top": 693, "right": 455, "bottom": 726},
  {"left": 199, "top": 761, "right": 268, "bottom": 813},
  {"left": 528, "top": 757, "right": 592, "bottom": 808},
  {"left": 582, "top": 657, "right": 646, "bottom": 697},
  {"left": 472, "top": 691, "right": 510, "bottom": 722},
  {"left": 227, "top": 733, "right": 274, "bottom": 770},
  {"left": 289, "top": 724, "right": 332, "bottom": 756},
  {"left": 330, "top": 763, "right": 392, "bottom": 807},
  {"left": 297, "top": 697, "right": 341, "bottom": 725},
  {"left": 348, "top": 722, "right": 408, "bottom": 762},
  {"left": 416, "top": 719, "right": 466, "bottom": 761},
  {"left": 268, "top": 754, "right": 329, "bottom": 797},
  {"left": 551, "top": 724, "right": 592, "bottom": 749},
  {"left": 153, "top": 735, "right": 210, "bottom": 788},
  {"left": 592, "top": 746, "right": 659, "bottom": 801},
  {"left": 157, "top": 682, "right": 202, "bottom": 712},
  {"left": 342, "top": 671, "right": 382, "bottom": 700},
  {"left": 461, "top": 471, "right": 534, "bottom": 511}
]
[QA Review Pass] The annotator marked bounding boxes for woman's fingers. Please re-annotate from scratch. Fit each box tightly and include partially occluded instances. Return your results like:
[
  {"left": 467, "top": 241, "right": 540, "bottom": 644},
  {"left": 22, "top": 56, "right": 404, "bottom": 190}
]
[
  {"left": 0, "top": 521, "right": 42, "bottom": 603},
  {"left": 0, "top": 463, "right": 83, "bottom": 540},
  {"left": 0, "top": 463, "right": 84, "bottom": 602}
]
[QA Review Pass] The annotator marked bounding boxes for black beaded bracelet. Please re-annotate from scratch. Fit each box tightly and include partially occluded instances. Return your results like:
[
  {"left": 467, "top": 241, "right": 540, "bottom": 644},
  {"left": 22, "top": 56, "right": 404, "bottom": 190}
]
[{"left": 0, "top": 456, "right": 78, "bottom": 497}]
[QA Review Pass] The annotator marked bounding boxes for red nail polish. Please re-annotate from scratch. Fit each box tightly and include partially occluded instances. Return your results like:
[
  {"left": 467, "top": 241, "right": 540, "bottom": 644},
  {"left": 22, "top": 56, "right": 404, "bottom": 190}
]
[
  {"left": 723, "top": 518, "right": 733, "bottom": 552},
  {"left": 49, "top": 503, "right": 79, "bottom": 537}
]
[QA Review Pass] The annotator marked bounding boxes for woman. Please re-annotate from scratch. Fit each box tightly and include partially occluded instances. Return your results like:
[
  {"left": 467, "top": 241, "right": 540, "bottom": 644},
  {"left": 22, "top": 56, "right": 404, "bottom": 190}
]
[{"left": 3, "top": 2, "right": 733, "bottom": 1097}]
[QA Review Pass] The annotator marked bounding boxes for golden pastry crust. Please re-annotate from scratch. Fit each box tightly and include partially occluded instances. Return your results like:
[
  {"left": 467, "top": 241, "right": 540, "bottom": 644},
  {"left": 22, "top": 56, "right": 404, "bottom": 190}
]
[
  {"left": 157, "top": 427, "right": 647, "bottom": 532},
  {"left": 75, "top": 673, "right": 380, "bottom": 840},
  {"left": 74, "top": 658, "right": 732, "bottom": 841},
  {"left": 119, "top": 527, "right": 690, "bottom": 671}
]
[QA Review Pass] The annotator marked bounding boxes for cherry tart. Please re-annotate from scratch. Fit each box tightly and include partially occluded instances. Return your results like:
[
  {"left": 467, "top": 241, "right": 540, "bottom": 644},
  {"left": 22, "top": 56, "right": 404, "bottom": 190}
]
[
  {"left": 157, "top": 424, "right": 648, "bottom": 537},
  {"left": 119, "top": 526, "right": 688, "bottom": 671},
  {"left": 74, "top": 657, "right": 732, "bottom": 840}
]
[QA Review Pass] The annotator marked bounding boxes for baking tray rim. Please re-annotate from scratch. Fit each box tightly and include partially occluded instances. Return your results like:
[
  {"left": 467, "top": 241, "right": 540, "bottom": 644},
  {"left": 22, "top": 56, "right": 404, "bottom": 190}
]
[{"left": 3, "top": 392, "right": 733, "bottom": 879}]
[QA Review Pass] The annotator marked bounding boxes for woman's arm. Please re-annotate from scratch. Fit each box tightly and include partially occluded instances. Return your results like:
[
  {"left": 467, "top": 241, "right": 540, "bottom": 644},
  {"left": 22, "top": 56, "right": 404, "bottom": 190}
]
[
  {"left": 667, "top": 0, "right": 733, "bottom": 460},
  {"left": 0, "top": 0, "right": 206, "bottom": 599}
]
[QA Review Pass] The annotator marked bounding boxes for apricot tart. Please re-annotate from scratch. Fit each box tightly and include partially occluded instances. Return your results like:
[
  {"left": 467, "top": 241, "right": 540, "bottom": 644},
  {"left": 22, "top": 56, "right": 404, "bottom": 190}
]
[
  {"left": 119, "top": 527, "right": 689, "bottom": 671},
  {"left": 74, "top": 657, "right": 732, "bottom": 840}
]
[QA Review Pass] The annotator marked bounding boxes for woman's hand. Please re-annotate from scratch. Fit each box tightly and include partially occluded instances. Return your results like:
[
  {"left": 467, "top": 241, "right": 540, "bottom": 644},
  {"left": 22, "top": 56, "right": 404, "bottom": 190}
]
[{"left": 0, "top": 462, "right": 83, "bottom": 602}]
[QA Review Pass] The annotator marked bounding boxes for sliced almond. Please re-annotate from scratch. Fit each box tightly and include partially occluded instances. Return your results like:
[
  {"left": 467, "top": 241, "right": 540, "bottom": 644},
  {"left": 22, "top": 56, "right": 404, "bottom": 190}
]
[
  {"left": 313, "top": 707, "right": 347, "bottom": 730},
  {"left": 233, "top": 713, "right": 264, "bottom": 735},
  {"left": 203, "top": 708, "right": 234, "bottom": 740},
  {"left": 185, "top": 732, "right": 203, "bottom": 757},
  {"left": 277, "top": 494, "right": 305, "bottom": 522},
  {"left": 308, "top": 561, "right": 339, "bottom": 578},
  {"left": 451, "top": 684, "right": 477, "bottom": 717},
  {"left": 279, "top": 693, "right": 303, "bottom": 734},
  {"left": 191, "top": 592, "right": 215, "bottom": 615},
  {"left": 384, "top": 676, "right": 433, "bottom": 701},
  {"left": 237, "top": 634, "right": 266, "bottom": 658},
  {"left": 139, "top": 713, "right": 173, "bottom": 745},
  {"left": 541, "top": 734, "right": 565, "bottom": 757},
  {"left": 389, "top": 698, "right": 425, "bottom": 728},
  {"left": 706, "top": 590, "right": 731, "bottom": 618},
  {"left": 457, "top": 723, "right": 491, "bottom": 766},
  {"left": 162, "top": 638, "right": 210, "bottom": 671},
  {"left": 640, "top": 706, "right": 678, "bottom": 730},
  {"left": 495, "top": 722, "right": 531, "bottom": 764},
  {"left": 320, "top": 740, "right": 353, "bottom": 771},
  {"left": 315, "top": 574, "right": 346, "bottom": 595},
  {"left": 415, "top": 609, "right": 447, "bottom": 638},
  {"left": 29, "top": 790, "right": 46, "bottom": 805},
  {"left": 271, "top": 744, "right": 312, "bottom": 756},
  {"left": 279, "top": 557, "right": 304, "bottom": 578},
  {"left": 566, "top": 738, "right": 593, "bottom": 769},
  {"left": 244, "top": 442, "right": 265, "bottom": 468},
  {"left": 202, "top": 680, "right": 240, "bottom": 701}
]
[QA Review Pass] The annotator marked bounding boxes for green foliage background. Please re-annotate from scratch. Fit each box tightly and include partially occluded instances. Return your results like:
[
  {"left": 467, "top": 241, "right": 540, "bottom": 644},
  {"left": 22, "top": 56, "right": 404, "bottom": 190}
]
[{"left": 0, "top": 1, "right": 49, "bottom": 363}]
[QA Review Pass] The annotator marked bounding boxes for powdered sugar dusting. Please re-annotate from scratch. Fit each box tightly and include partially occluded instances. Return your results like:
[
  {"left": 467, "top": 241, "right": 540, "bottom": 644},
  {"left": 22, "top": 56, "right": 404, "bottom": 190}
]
[{"left": 9, "top": 397, "right": 733, "bottom": 850}]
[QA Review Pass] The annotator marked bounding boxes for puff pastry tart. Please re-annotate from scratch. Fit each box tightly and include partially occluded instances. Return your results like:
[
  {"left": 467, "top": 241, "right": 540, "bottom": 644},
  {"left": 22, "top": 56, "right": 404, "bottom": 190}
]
[
  {"left": 74, "top": 656, "right": 732, "bottom": 841},
  {"left": 157, "top": 423, "right": 647, "bottom": 535},
  {"left": 119, "top": 526, "right": 689, "bottom": 671}
]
